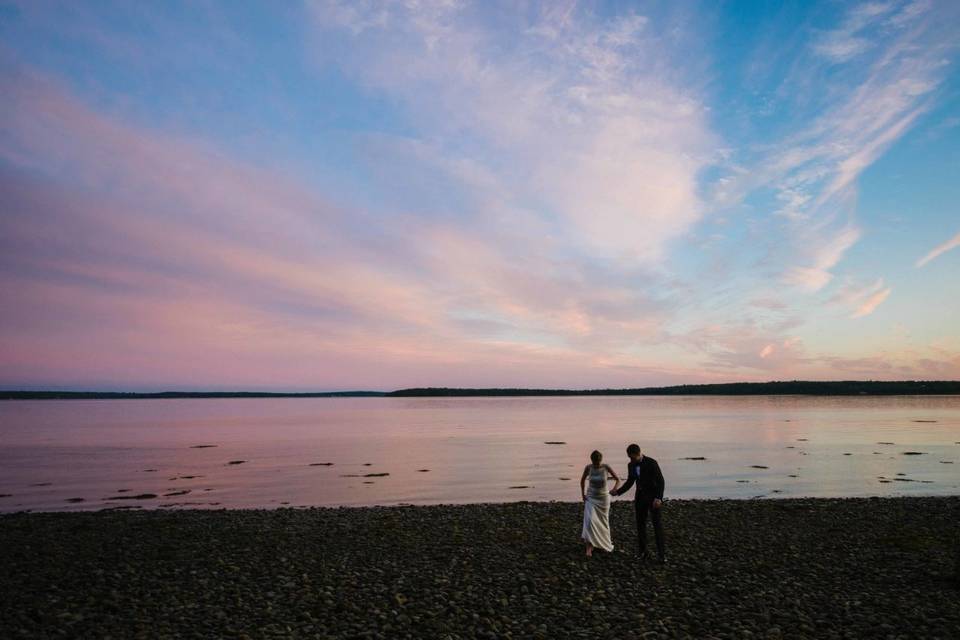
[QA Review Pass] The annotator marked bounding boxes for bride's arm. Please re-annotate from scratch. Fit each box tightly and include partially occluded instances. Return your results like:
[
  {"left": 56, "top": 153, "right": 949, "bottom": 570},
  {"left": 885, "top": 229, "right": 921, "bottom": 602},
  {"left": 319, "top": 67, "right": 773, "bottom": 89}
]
[
  {"left": 606, "top": 464, "right": 621, "bottom": 494},
  {"left": 579, "top": 465, "right": 589, "bottom": 501}
]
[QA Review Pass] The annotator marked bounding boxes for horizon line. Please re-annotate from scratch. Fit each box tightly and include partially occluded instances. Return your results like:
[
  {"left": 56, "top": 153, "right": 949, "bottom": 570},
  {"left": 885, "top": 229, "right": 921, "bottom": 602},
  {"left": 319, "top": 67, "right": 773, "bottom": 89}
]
[{"left": 2, "top": 380, "right": 959, "bottom": 399}]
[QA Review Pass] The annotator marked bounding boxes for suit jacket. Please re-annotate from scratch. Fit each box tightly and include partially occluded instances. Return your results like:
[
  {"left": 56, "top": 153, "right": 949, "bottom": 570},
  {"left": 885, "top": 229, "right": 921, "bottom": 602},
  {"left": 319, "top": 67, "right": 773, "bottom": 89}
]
[{"left": 615, "top": 456, "right": 664, "bottom": 501}]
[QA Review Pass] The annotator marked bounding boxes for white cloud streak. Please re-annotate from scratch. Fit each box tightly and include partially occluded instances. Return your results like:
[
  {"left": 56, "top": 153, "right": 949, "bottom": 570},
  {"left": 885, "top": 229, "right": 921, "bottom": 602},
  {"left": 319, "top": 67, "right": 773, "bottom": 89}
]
[
  {"left": 916, "top": 231, "right": 960, "bottom": 267},
  {"left": 738, "top": 0, "right": 955, "bottom": 294},
  {"left": 783, "top": 225, "right": 861, "bottom": 292},
  {"left": 812, "top": 1, "right": 898, "bottom": 62}
]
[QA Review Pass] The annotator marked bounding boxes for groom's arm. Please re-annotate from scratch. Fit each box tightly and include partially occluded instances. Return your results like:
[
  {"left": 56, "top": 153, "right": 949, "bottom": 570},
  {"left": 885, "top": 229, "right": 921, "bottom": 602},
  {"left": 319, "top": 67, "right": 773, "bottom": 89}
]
[{"left": 612, "top": 463, "right": 636, "bottom": 497}]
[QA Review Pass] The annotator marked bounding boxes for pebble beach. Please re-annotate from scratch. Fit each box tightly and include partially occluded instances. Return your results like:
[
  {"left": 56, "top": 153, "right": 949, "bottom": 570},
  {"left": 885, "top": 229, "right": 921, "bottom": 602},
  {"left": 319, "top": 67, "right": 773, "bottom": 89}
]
[{"left": 1, "top": 497, "right": 958, "bottom": 639}]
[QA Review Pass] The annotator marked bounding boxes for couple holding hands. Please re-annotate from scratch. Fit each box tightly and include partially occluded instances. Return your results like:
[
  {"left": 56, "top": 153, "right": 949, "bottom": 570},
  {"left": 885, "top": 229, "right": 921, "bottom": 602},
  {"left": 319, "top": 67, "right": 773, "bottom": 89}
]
[{"left": 580, "top": 444, "right": 665, "bottom": 563}]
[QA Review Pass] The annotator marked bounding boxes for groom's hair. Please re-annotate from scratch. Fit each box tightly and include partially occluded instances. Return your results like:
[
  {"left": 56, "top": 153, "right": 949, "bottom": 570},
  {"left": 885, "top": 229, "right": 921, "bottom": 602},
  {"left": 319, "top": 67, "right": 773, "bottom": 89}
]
[
  {"left": 590, "top": 450, "right": 602, "bottom": 464},
  {"left": 626, "top": 444, "right": 641, "bottom": 456}
]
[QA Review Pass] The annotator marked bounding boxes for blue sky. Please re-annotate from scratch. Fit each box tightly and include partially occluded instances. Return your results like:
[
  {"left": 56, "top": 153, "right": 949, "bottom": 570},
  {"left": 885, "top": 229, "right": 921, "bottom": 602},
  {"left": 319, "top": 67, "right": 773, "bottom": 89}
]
[{"left": 0, "top": 1, "right": 958, "bottom": 390}]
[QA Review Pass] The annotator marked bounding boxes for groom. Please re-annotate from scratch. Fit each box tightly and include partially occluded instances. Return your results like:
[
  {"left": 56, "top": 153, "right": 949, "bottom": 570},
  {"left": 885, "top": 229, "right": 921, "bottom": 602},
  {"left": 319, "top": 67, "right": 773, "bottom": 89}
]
[{"left": 610, "top": 443, "right": 665, "bottom": 563}]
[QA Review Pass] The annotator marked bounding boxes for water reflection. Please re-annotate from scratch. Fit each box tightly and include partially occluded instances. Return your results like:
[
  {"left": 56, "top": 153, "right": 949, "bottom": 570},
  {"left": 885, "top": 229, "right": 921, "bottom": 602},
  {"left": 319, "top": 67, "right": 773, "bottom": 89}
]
[{"left": 0, "top": 395, "right": 957, "bottom": 512}]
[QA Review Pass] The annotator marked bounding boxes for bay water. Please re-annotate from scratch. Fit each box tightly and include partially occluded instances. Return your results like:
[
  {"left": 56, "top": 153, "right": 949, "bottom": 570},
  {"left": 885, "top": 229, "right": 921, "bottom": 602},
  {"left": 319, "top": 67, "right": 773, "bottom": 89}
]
[{"left": 1, "top": 395, "right": 957, "bottom": 512}]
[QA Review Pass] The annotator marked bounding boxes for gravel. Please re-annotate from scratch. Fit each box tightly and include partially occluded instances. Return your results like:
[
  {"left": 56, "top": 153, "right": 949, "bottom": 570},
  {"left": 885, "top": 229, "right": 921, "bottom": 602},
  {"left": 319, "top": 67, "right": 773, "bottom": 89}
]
[{"left": 1, "top": 497, "right": 958, "bottom": 639}]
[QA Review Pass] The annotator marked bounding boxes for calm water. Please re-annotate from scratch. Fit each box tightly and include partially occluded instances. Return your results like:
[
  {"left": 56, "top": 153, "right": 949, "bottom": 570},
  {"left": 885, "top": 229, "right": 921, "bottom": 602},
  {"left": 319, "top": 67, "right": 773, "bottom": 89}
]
[{"left": 0, "top": 396, "right": 958, "bottom": 513}]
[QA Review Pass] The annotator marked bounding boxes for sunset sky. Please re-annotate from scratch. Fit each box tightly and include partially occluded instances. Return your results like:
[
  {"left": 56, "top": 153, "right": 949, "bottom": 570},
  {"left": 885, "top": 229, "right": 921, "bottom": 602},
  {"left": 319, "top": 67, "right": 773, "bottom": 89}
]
[{"left": 1, "top": 1, "right": 959, "bottom": 391}]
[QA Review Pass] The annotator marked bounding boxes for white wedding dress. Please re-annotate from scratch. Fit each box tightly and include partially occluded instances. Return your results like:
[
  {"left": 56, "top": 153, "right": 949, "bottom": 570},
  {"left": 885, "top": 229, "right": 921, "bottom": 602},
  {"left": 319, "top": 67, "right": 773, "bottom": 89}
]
[{"left": 582, "top": 464, "right": 614, "bottom": 552}]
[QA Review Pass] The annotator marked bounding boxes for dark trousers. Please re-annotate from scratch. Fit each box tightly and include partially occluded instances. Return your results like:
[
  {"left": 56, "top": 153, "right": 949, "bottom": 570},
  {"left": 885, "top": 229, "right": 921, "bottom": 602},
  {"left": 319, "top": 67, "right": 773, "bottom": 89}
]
[{"left": 634, "top": 499, "right": 664, "bottom": 558}]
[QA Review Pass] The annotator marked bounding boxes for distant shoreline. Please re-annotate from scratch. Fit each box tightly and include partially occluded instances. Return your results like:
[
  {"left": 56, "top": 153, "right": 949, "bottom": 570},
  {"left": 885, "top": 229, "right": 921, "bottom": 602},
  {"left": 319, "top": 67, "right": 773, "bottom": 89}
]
[
  {"left": 2, "top": 380, "right": 959, "bottom": 400},
  {"left": 0, "top": 391, "right": 387, "bottom": 400}
]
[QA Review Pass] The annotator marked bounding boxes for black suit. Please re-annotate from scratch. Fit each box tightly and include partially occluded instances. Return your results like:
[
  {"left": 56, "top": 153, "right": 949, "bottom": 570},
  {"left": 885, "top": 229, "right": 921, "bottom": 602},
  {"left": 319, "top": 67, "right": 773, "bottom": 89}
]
[{"left": 614, "top": 456, "right": 665, "bottom": 558}]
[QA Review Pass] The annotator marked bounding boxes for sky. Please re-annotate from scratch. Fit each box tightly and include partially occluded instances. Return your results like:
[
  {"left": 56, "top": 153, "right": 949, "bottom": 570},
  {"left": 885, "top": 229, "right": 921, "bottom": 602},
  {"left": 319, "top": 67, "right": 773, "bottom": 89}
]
[{"left": 1, "top": 0, "right": 959, "bottom": 391}]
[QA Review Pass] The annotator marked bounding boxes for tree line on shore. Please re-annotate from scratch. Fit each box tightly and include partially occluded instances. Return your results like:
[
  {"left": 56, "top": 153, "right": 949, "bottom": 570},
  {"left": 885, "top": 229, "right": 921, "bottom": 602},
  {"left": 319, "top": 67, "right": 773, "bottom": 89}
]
[
  {"left": 2, "top": 380, "right": 959, "bottom": 400},
  {"left": 387, "top": 380, "right": 960, "bottom": 396}
]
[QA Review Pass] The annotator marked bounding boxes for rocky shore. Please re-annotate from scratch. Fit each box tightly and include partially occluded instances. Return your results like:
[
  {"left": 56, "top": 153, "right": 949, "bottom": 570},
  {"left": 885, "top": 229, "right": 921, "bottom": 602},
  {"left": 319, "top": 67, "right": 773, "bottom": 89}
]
[{"left": 1, "top": 497, "right": 958, "bottom": 639}]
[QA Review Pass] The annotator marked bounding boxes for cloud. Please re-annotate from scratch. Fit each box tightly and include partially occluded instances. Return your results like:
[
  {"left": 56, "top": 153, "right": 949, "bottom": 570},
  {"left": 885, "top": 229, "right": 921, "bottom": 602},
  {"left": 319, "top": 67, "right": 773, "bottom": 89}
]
[
  {"left": 826, "top": 277, "right": 891, "bottom": 318},
  {"left": 821, "top": 346, "right": 960, "bottom": 379},
  {"left": 0, "top": 61, "right": 706, "bottom": 389},
  {"left": 915, "top": 231, "right": 960, "bottom": 267},
  {"left": 674, "top": 321, "right": 808, "bottom": 374},
  {"left": 723, "top": 0, "right": 955, "bottom": 294},
  {"left": 309, "top": 1, "right": 714, "bottom": 263},
  {"left": 749, "top": 297, "right": 789, "bottom": 311},
  {"left": 0, "top": 68, "right": 458, "bottom": 388},
  {"left": 820, "top": 355, "right": 894, "bottom": 374},
  {"left": 811, "top": 1, "right": 898, "bottom": 62},
  {"left": 1, "top": 2, "right": 958, "bottom": 389},
  {"left": 783, "top": 226, "right": 861, "bottom": 291},
  {"left": 851, "top": 286, "right": 892, "bottom": 318},
  {"left": 813, "top": 34, "right": 871, "bottom": 62}
]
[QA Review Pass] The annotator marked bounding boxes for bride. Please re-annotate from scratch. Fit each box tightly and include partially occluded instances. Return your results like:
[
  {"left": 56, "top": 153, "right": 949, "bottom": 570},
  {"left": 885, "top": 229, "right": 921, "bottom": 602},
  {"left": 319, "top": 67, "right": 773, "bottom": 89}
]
[{"left": 580, "top": 450, "right": 620, "bottom": 557}]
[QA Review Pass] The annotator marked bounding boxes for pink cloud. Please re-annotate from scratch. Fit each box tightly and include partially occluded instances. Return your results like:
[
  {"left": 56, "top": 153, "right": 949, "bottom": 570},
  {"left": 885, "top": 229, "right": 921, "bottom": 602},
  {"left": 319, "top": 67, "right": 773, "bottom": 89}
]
[
  {"left": 826, "top": 277, "right": 892, "bottom": 319},
  {"left": 783, "top": 225, "right": 861, "bottom": 292},
  {"left": 851, "top": 287, "right": 892, "bottom": 318},
  {"left": 0, "top": 0, "right": 954, "bottom": 391},
  {"left": 0, "top": 64, "right": 704, "bottom": 388}
]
